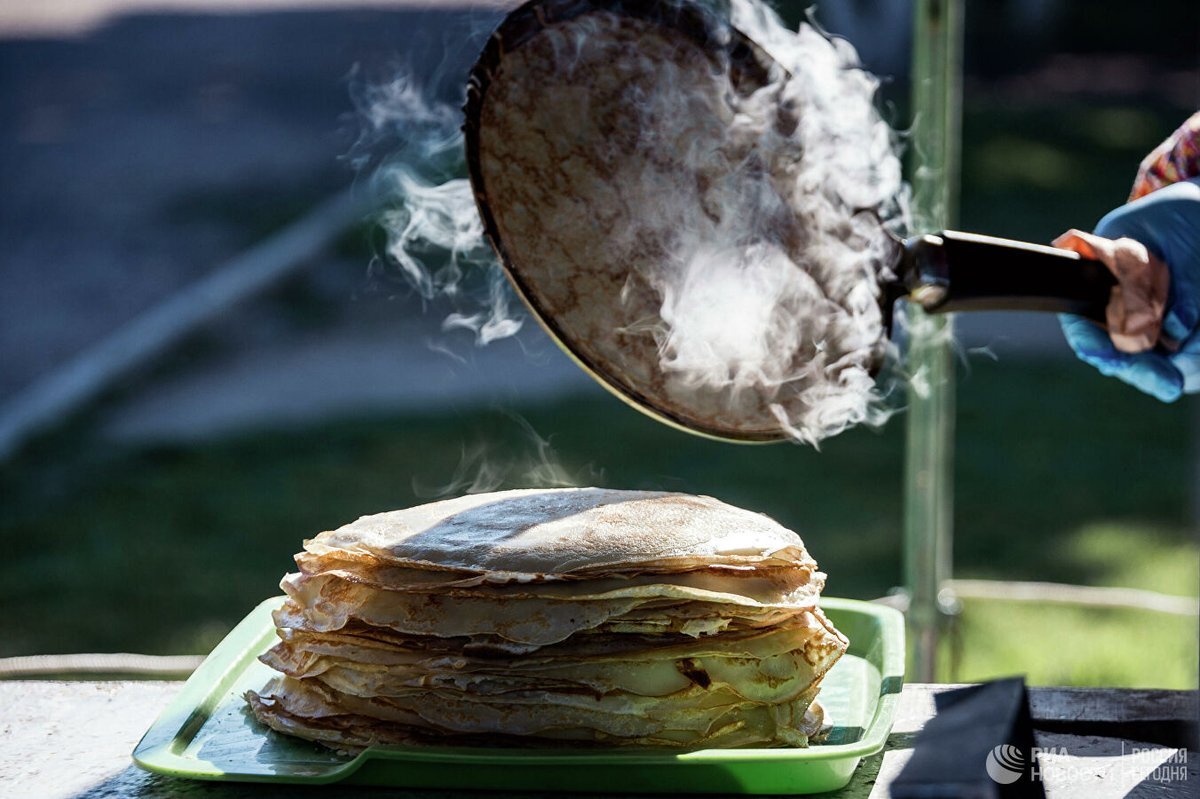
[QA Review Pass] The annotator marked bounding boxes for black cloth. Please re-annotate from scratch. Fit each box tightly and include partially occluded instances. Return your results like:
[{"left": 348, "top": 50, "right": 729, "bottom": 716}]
[{"left": 890, "top": 677, "right": 1047, "bottom": 799}]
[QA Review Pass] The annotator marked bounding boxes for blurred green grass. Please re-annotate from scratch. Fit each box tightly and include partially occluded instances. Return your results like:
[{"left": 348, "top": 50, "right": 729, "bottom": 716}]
[
  {"left": 1, "top": 357, "right": 1196, "bottom": 687},
  {"left": 959, "top": 100, "right": 1188, "bottom": 240},
  {"left": 948, "top": 599, "right": 1198, "bottom": 689}
]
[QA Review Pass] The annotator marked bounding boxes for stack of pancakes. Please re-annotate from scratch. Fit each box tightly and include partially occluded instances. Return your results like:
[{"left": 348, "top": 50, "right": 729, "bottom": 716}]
[{"left": 246, "top": 488, "right": 847, "bottom": 750}]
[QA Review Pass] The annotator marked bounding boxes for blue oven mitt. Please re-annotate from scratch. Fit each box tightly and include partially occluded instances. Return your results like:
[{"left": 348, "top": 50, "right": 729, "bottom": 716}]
[{"left": 1059, "top": 177, "right": 1200, "bottom": 402}]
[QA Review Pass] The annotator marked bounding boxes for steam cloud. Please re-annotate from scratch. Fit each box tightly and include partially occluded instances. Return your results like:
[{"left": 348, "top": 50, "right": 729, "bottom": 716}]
[
  {"left": 413, "top": 413, "right": 603, "bottom": 498},
  {"left": 638, "top": 0, "right": 908, "bottom": 444},
  {"left": 352, "top": 69, "right": 524, "bottom": 346}
]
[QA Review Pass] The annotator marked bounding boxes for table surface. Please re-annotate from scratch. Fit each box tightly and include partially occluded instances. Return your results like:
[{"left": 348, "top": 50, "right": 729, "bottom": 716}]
[{"left": 0, "top": 681, "right": 1195, "bottom": 798}]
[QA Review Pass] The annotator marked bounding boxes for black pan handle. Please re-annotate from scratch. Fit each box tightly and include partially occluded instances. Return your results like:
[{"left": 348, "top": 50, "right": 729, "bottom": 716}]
[{"left": 900, "top": 230, "right": 1117, "bottom": 324}]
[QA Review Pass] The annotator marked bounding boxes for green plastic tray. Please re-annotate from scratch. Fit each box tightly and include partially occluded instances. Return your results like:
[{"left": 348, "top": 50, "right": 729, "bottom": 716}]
[{"left": 133, "top": 596, "right": 903, "bottom": 794}]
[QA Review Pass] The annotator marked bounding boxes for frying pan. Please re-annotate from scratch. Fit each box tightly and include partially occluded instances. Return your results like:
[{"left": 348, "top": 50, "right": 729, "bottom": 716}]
[{"left": 463, "top": 0, "right": 1117, "bottom": 443}]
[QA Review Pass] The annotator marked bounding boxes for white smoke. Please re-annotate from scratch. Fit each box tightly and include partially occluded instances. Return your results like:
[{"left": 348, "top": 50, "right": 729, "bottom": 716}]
[
  {"left": 413, "top": 413, "right": 603, "bottom": 498},
  {"left": 624, "top": 1, "right": 908, "bottom": 444},
  {"left": 351, "top": 69, "right": 524, "bottom": 346}
]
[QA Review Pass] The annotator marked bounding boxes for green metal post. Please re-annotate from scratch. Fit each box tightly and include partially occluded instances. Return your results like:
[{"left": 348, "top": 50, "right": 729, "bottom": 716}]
[{"left": 904, "top": 0, "right": 963, "bottom": 683}]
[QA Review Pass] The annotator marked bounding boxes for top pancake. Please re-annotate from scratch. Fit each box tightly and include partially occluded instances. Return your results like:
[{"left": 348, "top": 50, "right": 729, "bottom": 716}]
[{"left": 303, "top": 488, "right": 814, "bottom": 578}]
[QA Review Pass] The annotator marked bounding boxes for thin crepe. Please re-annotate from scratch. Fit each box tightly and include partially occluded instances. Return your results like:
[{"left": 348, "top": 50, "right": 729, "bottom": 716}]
[
  {"left": 248, "top": 676, "right": 825, "bottom": 750},
  {"left": 260, "top": 610, "right": 844, "bottom": 703},
  {"left": 277, "top": 563, "right": 824, "bottom": 646},
  {"left": 301, "top": 488, "right": 815, "bottom": 578}
]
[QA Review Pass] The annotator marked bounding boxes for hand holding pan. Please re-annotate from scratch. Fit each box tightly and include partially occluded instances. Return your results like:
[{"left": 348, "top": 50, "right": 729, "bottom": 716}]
[{"left": 464, "top": 0, "right": 1126, "bottom": 443}]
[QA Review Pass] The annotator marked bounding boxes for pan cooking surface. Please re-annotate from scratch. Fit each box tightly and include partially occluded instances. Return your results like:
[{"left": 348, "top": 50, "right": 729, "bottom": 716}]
[{"left": 466, "top": 0, "right": 904, "bottom": 443}]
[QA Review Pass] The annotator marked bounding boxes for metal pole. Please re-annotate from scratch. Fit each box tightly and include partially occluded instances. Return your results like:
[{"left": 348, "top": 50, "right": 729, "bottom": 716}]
[{"left": 904, "top": 0, "right": 963, "bottom": 683}]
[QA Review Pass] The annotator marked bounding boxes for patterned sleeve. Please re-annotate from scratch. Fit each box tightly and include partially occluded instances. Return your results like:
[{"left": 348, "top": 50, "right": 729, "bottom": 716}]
[{"left": 1129, "top": 111, "right": 1200, "bottom": 201}]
